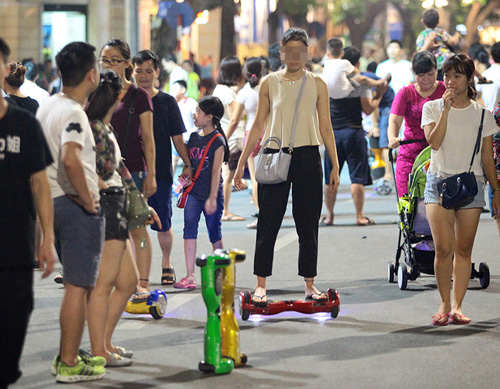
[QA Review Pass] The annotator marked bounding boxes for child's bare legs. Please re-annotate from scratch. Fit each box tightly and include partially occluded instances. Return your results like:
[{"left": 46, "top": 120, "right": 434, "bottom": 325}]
[{"left": 183, "top": 239, "right": 197, "bottom": 283}]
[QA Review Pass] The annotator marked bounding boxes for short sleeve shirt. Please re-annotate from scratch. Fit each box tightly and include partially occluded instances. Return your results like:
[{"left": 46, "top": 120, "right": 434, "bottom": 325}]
[
  {"left": 322, "top": 58, "right": 355, "bottom": 99},
  {"left": 152, "top": 91, "right": 186, "bottom": 182},
  {"left": 36, "top": 94, "right": 99, "bottom": 199},
  {"left": 236, "top": 82, "right": 259, "bottom": 131},
  {"left": 110, "top": 85, "right": 153, "bottom": 173},
  {"left": 187, "top": 131, "right": 225, "bottom": 201},
  {"left": 416, "top": 28, "right": 452, "bottom": 70},
  {"left": 0, "top": 104, "right": 53, "bottom": 268},
  {"left": 421, "top": 99, "right": 498, "bottom": 176}
]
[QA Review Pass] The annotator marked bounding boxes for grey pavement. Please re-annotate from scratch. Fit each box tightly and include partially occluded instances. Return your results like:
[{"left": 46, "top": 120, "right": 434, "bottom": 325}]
[{"left": 14, "top": 167, "right": 500, "bottom": 388}]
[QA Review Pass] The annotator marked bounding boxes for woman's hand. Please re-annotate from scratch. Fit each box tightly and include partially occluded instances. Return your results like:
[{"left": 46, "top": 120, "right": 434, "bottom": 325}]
[
  {"left": 442, "top": 89, "right": 456, "bottom": 111},
  {"left": 328, "top": 168, "right": 340, "bottom": 194},
  {"left": 388, "top": 137, "right": 401, "bottom": 149},
  {"left": 233, "top": 165, "right": 247, "bottom": 191},
  {"left": 205, "top": 196, "right": 217, "bottom": 215},
  {"left": 145, "top": 206, "right": 162, "bottom": 229}
]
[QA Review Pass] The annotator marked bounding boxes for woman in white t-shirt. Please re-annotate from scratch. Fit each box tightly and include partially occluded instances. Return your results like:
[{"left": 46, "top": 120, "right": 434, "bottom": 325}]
[
  {"left": 226, "top": 57, "right": 263, "bottom": 228},
  {"left": 212, "top": 56, "right": 246, "bottom": 221},
  {"left": 422, "top": 54, "right": 500, "bottom": 326}
]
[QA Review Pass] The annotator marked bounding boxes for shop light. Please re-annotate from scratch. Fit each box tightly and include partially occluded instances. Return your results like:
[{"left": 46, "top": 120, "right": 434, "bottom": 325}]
[{"left": 195, "top": 10, "right": 209, "bottom": 24}]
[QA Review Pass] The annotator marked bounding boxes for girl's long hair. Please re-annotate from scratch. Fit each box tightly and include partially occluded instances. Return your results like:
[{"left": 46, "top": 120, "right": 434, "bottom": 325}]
[
  {"left": 86, "top": 69, "right": 123, "bottom": 122},
  {"left": 198, "top": 96, "right": 230, "bottom": 162}
]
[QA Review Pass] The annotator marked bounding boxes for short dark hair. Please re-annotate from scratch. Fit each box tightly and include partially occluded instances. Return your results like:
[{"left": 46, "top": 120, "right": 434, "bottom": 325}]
[
  {"left": 387, "top": 40, "right": 403, "bottom": 49},
  {"left": 216, "top": 56, "right": 242, "bottom": 87},
  {"left": 443, "top": 54, "right": 476, "bottom": 99},
  {"left": 5, "top": 62, "right": 26, "bottom": 88},
  {"left": 173, "top": 79, "right": 187, "bottom": 89},
  {"left": 0, "top": 38, "right": 10, "bottom": 63},
  {"left": 412, "top": 51, "right": 437, "bottom": 75},
  {"left": 281, "top": 27, "right": 309, "bottom": 47},
  {"left": 86, "top": 69, "right": 122, "bottom": 122},
  {"left": 132, "top": 50, "right": 160, "bottom": 70},
  {"left": 491, "top": 42, "right": 500, "bottom": 63},
  {"left": 366, "top": 61, "right": 378, "bottom": 73},
  {"left": 56, "top": 41, "right": 96, "bottom": 87},
  {"left": 422, "top": 9, "right": 439, "bottom": 29},
  {"left": 343, "top": 46, "right": 361, "bottom": 67},
  {"left": 164, "top": 53, "right": 177, "bottom": 64},
  {"left": 24, "top": 61, "right": 39, "bottom": 81},
  {"left": 326, "top": 38, "right": 343, "bottom": 57}
]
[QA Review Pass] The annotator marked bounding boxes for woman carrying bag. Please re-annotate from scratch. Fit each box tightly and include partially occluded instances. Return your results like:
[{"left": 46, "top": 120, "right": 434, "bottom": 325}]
[
  {"left": 234, "top": 27, "right": 340, "bottom": 305},
  {"left": 422, "top": 54, "right": 500, "bottom": 326}
]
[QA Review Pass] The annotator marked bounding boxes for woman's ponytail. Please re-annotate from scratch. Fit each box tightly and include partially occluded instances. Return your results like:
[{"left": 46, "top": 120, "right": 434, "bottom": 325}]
[{"left": 213, "top": 118, "right": 230, "bottom": 162}]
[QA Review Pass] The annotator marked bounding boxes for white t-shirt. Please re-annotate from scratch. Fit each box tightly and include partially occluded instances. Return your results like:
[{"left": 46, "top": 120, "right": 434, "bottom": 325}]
[
  {"left": 177, "top": 96, "right": 198, "bottom": 141},
  {"left": 212, "top": 84, "right": 245, "bottom": 150},
  {"left": 36, "top": 94, "right": 99, "bottom": 199},
  {"left": 376, "top": 59, "right": 414, "bottom": 93},
  {"left": 421, "top": 99, "right": 497, "bottom": 176},
  {"left": 236, "top": 82, "right": 259, "bottom": 132},
  {"left": 475, "top": 63, "right": 500, "bottom": 112},
  {"left": 322, "top": 58, "right": 355, "bottom": 99},
  {"left": 20, "top": 80, "right": 49, "bottom": 106}
]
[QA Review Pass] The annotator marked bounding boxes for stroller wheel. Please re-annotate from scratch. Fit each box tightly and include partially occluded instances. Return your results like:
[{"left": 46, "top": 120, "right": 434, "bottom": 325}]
[
  {"left": 398, "top": 263, "right": 408, "bottom": 290},
  {"left": 387, "top": 262, "right": 395, "bottom": 283},
  {"left": 479, "top": 262, "right": 490, "bottom": 289}
]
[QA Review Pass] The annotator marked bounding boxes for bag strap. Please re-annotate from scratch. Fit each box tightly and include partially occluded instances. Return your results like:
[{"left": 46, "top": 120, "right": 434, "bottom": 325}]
[
  {"left": 122, "top": 85, "right": 137, "bottom": 159},
  {"left": 288, "top": 71, "right": 308, "bottom": 153},
  {"left": 468, "top": 108, "right": 485, "bottom": 173},
  {"left": 184, "top": 132, "right": 222, "bottom": 195}
]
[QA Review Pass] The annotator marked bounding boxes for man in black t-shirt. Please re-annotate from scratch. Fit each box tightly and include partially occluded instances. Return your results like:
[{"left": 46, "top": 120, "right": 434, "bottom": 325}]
[
  {"left": 322, "top": 45, "right": 386, "bottom": 226},
  {"left": 0, "top": 37, "right": 56, "bottom": 388},
  {"left": 132, "top": 50, "right": 192, "bottom": 289}
]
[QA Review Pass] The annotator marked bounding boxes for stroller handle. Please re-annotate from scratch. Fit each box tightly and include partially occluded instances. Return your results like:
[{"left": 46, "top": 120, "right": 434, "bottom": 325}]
[{"left": 388, "top": 139, "right": 427, "bottom": 163}]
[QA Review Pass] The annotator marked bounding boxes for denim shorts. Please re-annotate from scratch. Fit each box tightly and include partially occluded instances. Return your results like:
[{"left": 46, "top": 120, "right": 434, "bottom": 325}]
[
  {"left": 100, "top": 187, "right": 129, "bottom": 241},
  {"left": 147, "top": 180, "right": 173, "bottom": 232},
  {"left": 424, "top": 171, "right": 485, "bottom": 209},
  {"left": 378, "top": 105, "right": 391, "bottom": 148},
  {"left": 183, "top": 193, "right": 223, "bottom": 243}
]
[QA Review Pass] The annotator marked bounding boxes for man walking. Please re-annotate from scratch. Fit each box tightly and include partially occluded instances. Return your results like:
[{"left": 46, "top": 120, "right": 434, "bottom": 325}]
[
  {"left": 0, "top": 37, "right": 56, "bottom": 389},
  {"left": 132, "top": 50, "right": 192, "bottom": 287},
  {"left": 37, "top": 41, "right": 106, "bottom": 383},
  {"left": 322, "top": 45, "right": 386, "bottom": 225}
]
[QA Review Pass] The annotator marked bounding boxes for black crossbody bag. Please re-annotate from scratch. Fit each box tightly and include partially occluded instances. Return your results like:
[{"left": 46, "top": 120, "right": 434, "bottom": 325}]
[{"left": 437, "top": 109, "right": 485, "bottom": 209}]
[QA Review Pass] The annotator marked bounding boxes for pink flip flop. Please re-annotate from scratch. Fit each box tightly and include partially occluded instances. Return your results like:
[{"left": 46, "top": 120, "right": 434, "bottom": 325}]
[
  {"left": 173, "top": 277, "right": 197, "bottom": 290},
  {"left": 431, "top": 313, "right": 450, "bottom": 326}
]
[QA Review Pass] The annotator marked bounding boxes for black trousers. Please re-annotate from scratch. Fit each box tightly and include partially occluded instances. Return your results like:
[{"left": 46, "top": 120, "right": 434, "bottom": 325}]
[
  {"left": 0, "top": 267, "right": 33, "bottom": 387},
  {"left": 254, "top": 146, "right": 323, "bottom": 278}
]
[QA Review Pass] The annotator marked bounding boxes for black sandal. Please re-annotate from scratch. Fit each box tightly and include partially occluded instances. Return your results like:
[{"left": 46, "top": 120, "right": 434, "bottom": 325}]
[{"left": 161, "top": 268, "right": 176, "bottom": 285}]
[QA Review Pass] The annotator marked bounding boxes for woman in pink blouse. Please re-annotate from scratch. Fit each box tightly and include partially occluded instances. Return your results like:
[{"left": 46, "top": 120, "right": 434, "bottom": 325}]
[{"left": 388, "top": 52, "right": 445, "bottom": 197}]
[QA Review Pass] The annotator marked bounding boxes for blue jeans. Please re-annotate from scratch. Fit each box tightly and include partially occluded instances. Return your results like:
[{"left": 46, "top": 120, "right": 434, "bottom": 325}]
[{"left": 183, "top": 193, "right": 224, "bottom": 243}]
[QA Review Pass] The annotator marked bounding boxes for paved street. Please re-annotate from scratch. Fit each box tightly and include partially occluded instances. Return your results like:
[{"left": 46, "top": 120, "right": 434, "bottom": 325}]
[{"left": 14, "top": 167, "right": 500, "bottom": 388}]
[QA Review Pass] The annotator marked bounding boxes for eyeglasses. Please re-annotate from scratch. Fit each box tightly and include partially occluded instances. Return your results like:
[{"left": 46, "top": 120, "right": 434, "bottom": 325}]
[{"left": 99, "top": 58, "right": 127, "bottom": 66}]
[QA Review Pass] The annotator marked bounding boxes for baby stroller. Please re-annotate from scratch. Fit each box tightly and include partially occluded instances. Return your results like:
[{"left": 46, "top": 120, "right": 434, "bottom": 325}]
[{"left": 387, "top": 140, "right": 490, "bottom": 290}]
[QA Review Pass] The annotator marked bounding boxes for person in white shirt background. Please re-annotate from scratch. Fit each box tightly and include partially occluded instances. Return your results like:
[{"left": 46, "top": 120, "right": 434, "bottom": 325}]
[
  {"left": 376, "top": 40, "right": 414, "bottom": 93},
  {"left": 171, "top": 79, "right": 198, "bottom": 172},
  {"left": 162, "top": 53, "right": 188, "bottom": 95},
  {"left": 476, "top": 41, "right": 500, "bottom": 112},
  {"left": 19, "top": 60, "right": 49, "bottom": 106}
]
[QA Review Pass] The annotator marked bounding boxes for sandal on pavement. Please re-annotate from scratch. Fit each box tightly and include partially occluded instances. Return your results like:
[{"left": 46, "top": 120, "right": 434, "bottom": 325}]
[
  {"left": 246, "top": 220, "right": 258, "bottom": 229},
  {"left": 357, "top": 217, "right": 375, "bottom": 226},
  {"left": 106, "top": 353, "right": 133, "bottom": 367},
  {"left": 161, "top": 268, "right": 176, "bottom": 285},
  {"left": 449, "top": 313, "right": 471, "bottom": 325},
  {"left": 222, "top": 214, "right": 245, "bottom": 222},
  {"left": 432, "top": 313, "right": 450, "bottom": 326},
  {"left": 305, "top": 292, "right": 328, "bottom": 302},
  {"left": 114, "top": 346, "right": 134, "bottom": 359},
  {"left": 251, "top": 294, "right": 267, "bottom": 307},
  {"left": 173, "top": 277, "right": 197, "bottom": 290}
]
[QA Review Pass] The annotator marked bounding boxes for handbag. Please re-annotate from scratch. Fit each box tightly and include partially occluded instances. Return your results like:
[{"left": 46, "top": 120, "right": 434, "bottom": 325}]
[
  {"left": 122, "top": 178, "right": 153, "bottom": 230},
  {"left": 437, "top": 109, "right": 485, "bottom": 209},
  {"left": 177, "top": 132, "right": 222, "bottom": 209},
  {"left": 255, "top": 71, "right": 308, "bottom": 184}
]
